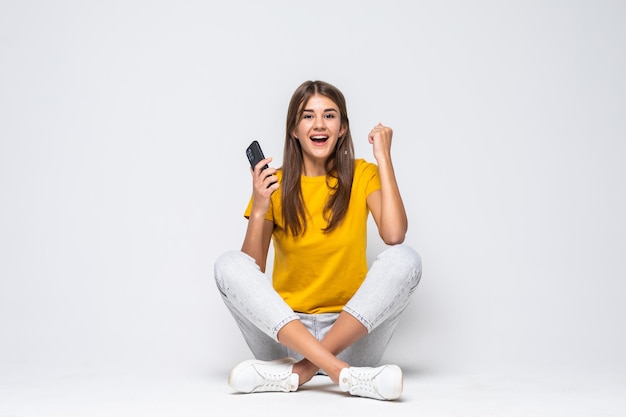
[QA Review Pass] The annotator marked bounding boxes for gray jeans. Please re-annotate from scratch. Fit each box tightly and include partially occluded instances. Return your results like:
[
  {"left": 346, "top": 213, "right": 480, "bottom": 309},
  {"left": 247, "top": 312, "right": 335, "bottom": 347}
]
[{"left": 214, "top": 245, "right": 422, "bottom": 367}]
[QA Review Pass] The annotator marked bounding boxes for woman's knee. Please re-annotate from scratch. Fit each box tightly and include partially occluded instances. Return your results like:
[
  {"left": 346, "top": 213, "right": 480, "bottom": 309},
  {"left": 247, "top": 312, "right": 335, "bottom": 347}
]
[
  {"left": 214, "top": 250, "right": 249, "bottom": 291},
  {"left": 380, "top": 244, "right": 422, "bottom": 288},
  {"left": 382, "top": 244, "right": 421, "bottom": 270},
  {"left": 215, "top": 250, "right": 245, "bottom": 272}
]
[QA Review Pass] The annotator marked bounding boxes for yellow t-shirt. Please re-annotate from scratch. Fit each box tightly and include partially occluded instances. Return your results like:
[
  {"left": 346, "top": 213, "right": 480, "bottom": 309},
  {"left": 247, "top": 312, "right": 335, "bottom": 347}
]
[{"left": 244, "top": 159, "right": 381, "bottom": 314}]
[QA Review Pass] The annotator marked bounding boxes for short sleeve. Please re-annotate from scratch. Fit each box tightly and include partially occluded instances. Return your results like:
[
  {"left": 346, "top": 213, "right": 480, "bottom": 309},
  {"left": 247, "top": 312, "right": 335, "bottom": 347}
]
[{"left": 357, "top": 159, "right": 381, "bottom": 197}]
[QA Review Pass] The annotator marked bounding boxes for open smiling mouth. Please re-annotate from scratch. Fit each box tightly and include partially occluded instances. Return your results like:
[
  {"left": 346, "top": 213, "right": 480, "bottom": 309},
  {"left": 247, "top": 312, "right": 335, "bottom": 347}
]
[{"left": 311, "top": 135, "right": 328, "bottom": 144}]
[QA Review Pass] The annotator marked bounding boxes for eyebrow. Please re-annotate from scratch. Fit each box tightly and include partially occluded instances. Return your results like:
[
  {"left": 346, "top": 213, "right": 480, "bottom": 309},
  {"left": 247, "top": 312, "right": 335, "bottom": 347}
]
[{"left": 302, "top": 108, "right": 339, "bottom": 113}]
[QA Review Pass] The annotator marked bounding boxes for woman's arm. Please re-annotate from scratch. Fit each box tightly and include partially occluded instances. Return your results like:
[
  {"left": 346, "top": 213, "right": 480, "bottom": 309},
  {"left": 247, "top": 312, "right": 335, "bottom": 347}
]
[
  {"left": 366, "top": 123, "right": 408, "bottom": 245},
  {"left": 241, "top": 157, "right": 280, "bottom": 271},
  {"left": 241, "top": 215, "right": 275, "bottom": 272}
]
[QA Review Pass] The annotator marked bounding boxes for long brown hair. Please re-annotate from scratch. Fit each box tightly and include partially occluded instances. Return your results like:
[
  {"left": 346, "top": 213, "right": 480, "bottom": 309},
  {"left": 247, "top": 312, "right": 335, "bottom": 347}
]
[{"left": 281, "top": 80, "right": 355, "bottom": 236}]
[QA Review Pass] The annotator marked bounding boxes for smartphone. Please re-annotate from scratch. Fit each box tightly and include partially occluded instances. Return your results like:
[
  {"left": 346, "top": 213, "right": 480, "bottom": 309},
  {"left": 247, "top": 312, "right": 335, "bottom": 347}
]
[{"left": 246, "top": 140, "right": 268, "bottom": 170}]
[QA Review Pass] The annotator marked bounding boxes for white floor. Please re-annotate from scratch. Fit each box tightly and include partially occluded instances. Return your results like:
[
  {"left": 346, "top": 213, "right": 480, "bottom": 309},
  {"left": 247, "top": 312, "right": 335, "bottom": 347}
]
[{"left": 1, "top": 368, "right": 625, "bottom": 417}]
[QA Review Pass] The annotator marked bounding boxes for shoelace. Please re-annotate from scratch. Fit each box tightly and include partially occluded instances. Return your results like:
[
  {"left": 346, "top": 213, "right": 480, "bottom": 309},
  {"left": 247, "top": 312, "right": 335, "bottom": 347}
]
[
  {"left": 345, "top": 368, "right": 385, "bottom": 397},
  {"left": 254, "top": 366, "right": 294, "bottom": 391}
]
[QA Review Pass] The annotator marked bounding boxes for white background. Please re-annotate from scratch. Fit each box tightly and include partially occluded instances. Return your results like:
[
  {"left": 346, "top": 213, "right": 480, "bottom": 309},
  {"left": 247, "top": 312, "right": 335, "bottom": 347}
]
[{"left": 1, "top": 0, "right": 625, "bottom": 384}]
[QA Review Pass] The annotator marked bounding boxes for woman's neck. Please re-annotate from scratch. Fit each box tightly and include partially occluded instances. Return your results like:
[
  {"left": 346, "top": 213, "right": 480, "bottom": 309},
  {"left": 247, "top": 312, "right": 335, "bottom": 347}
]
[{"left": 302, "top": 159, "right": 327, "bottom": 177}]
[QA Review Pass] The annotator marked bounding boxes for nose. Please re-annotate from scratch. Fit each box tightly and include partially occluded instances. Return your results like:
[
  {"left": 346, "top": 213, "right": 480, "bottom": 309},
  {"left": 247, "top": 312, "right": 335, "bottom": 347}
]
[{"left": 313, "top": 116, "right": 325, "bottom": 130}]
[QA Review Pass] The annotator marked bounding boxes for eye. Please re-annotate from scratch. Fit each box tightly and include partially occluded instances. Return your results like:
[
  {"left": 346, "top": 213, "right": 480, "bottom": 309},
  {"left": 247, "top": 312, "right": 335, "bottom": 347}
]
[
  {"left": 302, "top": 114, "right": 313, "bottom": 119},
  {"left": 324, "top": 113, "right": 335, "bottom": 119}
]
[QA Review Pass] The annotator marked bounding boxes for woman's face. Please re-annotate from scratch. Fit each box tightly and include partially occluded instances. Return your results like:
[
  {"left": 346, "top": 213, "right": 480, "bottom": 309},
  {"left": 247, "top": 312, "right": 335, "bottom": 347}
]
[{"left": 292, "top": 94, "right": 345, "bottom": 175}]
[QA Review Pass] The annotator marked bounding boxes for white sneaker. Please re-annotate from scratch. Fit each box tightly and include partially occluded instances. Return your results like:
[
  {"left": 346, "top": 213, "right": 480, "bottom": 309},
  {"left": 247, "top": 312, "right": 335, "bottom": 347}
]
[
  {"left": 338, "top": 364, "right": 403, "bottom": 400},
  {"left": 228, "top": 357, "right": 299, "bottom": 393}
]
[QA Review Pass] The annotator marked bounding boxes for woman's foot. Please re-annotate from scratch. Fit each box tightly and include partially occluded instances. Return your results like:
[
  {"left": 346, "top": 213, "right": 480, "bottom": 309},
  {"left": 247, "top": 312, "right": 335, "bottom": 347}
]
[
  {"left": 228, "top": 357, "right": 299, "bottom": 393},
  {"left": 338, "top": 364, "right": 403, "bottom": 400}
]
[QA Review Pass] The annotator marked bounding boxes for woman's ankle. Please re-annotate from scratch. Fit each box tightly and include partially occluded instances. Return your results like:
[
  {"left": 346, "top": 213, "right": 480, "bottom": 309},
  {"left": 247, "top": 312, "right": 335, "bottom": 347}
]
[{"left": 292, "top": 359, "right": 319, "bottom": 385}]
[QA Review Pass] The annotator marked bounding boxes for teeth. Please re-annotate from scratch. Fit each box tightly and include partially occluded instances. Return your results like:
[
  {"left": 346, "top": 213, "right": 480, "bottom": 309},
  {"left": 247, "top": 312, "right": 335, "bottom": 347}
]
[{"left": 311, "top": 136, "right": 327, "bottom": 139}]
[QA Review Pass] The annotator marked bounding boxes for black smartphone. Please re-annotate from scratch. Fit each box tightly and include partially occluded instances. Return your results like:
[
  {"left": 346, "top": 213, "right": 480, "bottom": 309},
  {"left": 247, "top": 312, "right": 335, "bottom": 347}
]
[{"left": 246, "top": 140, "right": 268, "bottom": 170}]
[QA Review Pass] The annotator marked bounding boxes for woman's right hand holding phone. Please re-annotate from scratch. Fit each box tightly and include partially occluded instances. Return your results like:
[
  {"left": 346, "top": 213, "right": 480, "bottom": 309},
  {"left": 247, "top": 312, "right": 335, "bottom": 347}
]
[{"left": 249, "top": 157, "right": 279, "bottom": 217}]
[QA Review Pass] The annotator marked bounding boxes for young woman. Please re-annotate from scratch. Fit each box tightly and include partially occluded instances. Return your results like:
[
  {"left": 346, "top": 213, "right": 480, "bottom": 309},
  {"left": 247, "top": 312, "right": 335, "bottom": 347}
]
[{"left": 214, "top": 80, "right": 422, "bottom": 400}]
